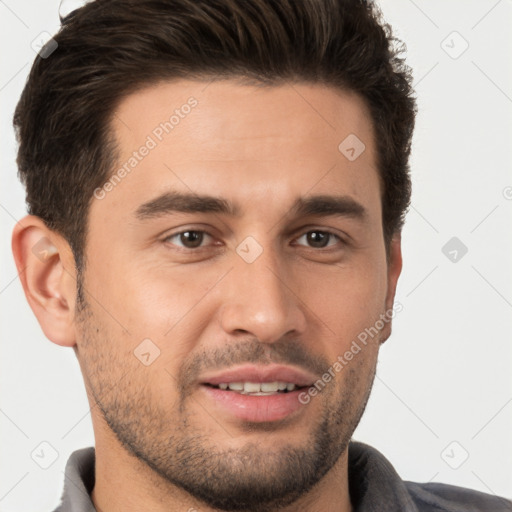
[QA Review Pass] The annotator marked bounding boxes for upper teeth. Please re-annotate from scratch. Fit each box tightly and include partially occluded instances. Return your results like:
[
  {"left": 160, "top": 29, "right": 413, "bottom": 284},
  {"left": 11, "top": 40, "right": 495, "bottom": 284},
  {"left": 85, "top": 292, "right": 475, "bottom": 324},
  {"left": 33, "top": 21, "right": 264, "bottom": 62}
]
[{"left": 217, "top": 382, "right": 297, "bottom": 393}]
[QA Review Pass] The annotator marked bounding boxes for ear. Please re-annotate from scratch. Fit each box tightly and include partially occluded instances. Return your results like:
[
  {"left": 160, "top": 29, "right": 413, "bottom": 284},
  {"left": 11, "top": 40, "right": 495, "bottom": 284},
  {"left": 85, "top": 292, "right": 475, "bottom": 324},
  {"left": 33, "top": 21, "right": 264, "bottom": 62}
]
[
  {"left": 380, "top": 234, "right": 403, "bottom": 343},
  {"left": 12, "top": 215, "right": 78, "bottom": 347}
]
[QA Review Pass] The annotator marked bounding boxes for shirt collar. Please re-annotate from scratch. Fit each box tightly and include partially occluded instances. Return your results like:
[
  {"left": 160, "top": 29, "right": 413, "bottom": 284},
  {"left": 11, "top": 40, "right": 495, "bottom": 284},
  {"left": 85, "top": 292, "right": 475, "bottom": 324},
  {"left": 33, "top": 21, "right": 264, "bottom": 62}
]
[
  {"left": 348, "top": 441, "right": 419, "bottom": 511},
  {"left": 55, "top": 441, "right": 418, "bottom": 511},
  {"left": 55, "top": 447, "right": 96, "bottom": 512}
]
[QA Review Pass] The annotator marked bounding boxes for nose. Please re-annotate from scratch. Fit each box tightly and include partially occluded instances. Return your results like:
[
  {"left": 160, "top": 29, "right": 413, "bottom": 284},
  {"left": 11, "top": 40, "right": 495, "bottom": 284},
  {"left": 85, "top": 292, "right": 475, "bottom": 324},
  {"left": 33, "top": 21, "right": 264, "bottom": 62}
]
[{"left": 218, "top": 245, "right": 307, "bottom": 344}]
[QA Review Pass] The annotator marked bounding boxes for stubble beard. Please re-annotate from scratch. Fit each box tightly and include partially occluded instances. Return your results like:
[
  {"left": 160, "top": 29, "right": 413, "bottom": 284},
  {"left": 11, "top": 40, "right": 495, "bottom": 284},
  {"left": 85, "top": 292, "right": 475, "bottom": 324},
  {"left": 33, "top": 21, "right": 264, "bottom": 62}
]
[{"left": 75, "top": 291, "right": 377, "bottom": 512}]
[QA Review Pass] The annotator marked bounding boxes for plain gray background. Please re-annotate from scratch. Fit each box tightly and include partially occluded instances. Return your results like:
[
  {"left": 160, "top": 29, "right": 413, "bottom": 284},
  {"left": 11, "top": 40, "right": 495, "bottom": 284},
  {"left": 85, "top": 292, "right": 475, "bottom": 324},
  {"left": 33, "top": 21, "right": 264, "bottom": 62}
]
[{"left": 1, "top": 0, "right": 511, "bottom": 510}]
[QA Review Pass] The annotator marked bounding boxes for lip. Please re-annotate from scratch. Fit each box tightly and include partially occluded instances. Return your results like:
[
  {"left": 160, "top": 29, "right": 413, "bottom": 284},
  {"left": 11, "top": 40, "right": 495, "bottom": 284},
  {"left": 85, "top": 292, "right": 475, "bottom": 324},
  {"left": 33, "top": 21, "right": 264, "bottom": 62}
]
[
  {"left": 198, "top": 364, "right": 317, "bottom": 423},
  {"left": 199, "top": 364, "right": 317, "bottom": 387},
  {"left": 200, "top": 385, "right": 309, "bottom": 422}
]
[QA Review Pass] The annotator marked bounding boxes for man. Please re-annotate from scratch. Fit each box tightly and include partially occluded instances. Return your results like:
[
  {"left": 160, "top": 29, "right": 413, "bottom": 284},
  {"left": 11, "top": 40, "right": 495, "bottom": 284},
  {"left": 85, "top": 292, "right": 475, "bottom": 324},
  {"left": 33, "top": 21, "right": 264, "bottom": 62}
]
[{"left": 10, "top": 0, "right": 511, "bottom": 511}]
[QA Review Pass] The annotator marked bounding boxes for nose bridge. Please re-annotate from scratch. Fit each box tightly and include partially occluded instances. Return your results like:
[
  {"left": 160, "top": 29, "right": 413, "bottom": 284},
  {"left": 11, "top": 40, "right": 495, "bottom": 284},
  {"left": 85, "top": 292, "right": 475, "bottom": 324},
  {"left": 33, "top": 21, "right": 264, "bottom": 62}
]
[
  {"left": 219, "top": 238, "right": 306, "bottom": 342},
  {"left": 242, "top": 249, "right": 286, "bottom": 313}
]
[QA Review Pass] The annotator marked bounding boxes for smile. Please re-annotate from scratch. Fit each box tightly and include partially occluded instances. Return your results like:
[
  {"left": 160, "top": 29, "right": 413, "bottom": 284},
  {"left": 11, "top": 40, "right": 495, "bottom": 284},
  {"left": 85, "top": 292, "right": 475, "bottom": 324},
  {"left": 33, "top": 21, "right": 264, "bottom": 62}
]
[{"left": 205, "top": 381, "right": 301, "bottom": 395}]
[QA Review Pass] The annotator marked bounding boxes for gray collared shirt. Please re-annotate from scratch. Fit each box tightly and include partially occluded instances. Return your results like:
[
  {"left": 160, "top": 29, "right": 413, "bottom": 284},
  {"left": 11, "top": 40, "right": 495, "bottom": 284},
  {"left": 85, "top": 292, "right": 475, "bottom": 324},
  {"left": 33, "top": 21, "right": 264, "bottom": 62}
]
[{"left": 53, "top": 441, "right": 512, "bottom": 511}]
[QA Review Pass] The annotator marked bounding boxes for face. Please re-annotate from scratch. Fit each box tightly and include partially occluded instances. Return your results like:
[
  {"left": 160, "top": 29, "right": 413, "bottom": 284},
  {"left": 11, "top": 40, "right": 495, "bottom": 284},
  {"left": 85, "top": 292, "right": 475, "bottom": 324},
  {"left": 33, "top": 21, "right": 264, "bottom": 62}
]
[{"left": 75, "top": 79, "right": 400, "bottom": 511}]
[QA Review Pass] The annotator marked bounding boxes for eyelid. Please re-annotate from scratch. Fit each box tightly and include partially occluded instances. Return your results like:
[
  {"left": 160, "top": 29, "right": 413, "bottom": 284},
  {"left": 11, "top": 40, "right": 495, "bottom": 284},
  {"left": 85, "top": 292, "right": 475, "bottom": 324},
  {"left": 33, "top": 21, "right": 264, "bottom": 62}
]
[
  {"left": 292, "top": 229, "right": 344, "bottom": 248},
  {"left": 288, "top": 222, "right": 348, "bottom": 240},
  {"left": 162, "top": 226, "right": 347, "bottom": 252},
  {"left": 162, "top": 228, "right": 217, "bottom": 249}
]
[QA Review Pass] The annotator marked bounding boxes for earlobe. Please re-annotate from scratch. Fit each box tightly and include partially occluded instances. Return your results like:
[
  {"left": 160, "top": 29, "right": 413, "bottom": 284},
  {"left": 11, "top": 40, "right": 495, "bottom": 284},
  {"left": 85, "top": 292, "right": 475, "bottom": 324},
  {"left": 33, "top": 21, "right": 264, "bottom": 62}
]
[{"left": 12, "top": 215, "right": 78, "bottom": 347}]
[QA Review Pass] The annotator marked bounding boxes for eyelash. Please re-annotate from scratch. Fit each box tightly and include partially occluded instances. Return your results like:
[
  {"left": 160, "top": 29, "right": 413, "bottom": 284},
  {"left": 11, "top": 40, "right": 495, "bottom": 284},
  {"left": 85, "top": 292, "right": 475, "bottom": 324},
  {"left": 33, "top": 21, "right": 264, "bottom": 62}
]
[{"left": 163, "top": 229, "right": 345, "bottom": 251}]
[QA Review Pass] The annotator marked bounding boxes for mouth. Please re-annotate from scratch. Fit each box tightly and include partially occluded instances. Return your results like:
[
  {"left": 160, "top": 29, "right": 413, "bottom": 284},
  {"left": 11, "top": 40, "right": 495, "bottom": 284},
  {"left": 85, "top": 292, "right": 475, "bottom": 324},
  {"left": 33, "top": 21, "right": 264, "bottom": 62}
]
[
  {"left": 198, "top": 365, "right": 316, "bottom": 423},
  {"left": 202, "top": 381, "right": 308, "bottom": 395}
]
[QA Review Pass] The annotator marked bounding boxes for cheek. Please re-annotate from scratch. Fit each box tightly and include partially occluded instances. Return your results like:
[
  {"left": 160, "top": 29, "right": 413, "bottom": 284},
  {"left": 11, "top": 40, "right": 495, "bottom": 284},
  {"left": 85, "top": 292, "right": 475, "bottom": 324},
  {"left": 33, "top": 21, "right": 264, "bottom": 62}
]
[
  {"left": 304, "top": 260, "right": 387, "bottom": 324},
  {"left": 98, "top": 259, "right": 228, "bottom": 343},
  {"left": 298, "top": 265, "right": 388, "bottom": 377}
]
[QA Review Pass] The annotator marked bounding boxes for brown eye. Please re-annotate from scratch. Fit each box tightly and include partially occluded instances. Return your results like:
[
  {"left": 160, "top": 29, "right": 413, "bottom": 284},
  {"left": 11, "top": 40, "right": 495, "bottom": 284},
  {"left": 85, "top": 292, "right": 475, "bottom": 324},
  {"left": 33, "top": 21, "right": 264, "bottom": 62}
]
[
  {"left": 180, "top": 231, "right": 203, "bottom": 248},
  {"left": 296, "top": 230, "right": 340, "bottom": 249},
  {"left": 165, "top": 230, "right": 212, "bottom": 249}
]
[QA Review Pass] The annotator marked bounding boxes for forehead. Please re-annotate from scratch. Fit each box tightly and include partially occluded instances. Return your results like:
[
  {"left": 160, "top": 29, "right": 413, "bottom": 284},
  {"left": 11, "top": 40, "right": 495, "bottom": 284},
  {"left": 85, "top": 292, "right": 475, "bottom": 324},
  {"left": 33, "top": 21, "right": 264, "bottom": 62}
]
[{"left": 97, "top": 79, "right": 380, "bottom": 224}]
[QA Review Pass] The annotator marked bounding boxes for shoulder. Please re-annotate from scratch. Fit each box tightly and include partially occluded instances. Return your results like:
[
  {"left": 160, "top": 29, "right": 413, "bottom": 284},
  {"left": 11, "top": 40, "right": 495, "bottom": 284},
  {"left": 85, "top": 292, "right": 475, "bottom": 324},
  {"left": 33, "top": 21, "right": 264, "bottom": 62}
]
[
  {"left": 405, "top": 481, "right": 512, "bottom": 512},
  {"left": 348, "top": 441, "right": 512, "bottom": 512}
]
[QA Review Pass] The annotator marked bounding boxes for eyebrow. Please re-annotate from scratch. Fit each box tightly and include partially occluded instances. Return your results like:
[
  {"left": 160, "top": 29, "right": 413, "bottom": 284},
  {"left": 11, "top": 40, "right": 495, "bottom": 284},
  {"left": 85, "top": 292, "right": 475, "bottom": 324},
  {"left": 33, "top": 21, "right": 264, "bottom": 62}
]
[
  {"left": 135, "top": 191, "right": 367, "bottom": 222},
  {"left": 135, "top": 191, "right": 240, "bottom": 219},
  {"left": 290, "top": 194, "right": 367, "bottom": 221}
]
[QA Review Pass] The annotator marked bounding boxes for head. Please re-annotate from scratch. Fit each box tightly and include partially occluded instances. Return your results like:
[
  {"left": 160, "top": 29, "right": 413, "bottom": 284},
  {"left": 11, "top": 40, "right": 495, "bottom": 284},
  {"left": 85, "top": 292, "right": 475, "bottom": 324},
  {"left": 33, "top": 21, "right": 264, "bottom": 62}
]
[{"left": 12, "top": 1, "right": 415, "bottom": 511}]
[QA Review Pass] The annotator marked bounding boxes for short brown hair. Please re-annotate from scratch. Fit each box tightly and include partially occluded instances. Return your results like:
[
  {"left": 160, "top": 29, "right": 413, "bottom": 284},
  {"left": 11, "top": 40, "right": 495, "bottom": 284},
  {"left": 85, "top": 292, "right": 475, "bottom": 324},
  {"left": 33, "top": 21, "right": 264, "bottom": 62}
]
[{"left": 14, "top": 0, "right": 416, "bottom": 270}]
